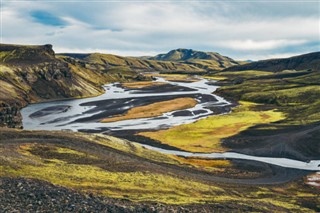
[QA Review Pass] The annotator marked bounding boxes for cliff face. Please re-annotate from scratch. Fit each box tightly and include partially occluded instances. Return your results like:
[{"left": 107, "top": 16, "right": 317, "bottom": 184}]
[
  {"left": 0, "top": 44, "right": 144, "bottom": 128},
  {"left": 0, "top": 44, "right": 55, "bottom": 64}
]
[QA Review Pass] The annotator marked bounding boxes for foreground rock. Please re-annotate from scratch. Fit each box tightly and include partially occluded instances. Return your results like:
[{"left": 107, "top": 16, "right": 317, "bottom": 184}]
[{"left": 0, "top": 177, "right": 261, "bottom": 213}]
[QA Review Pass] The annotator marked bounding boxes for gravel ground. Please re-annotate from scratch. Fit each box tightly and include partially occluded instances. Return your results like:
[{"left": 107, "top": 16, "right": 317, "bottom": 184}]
[
  {"left": 1, "top": 177, "right": 253, "bottom": 213},
  {"left": 0, "top": 177, "right": 131, "bottom": 213}
]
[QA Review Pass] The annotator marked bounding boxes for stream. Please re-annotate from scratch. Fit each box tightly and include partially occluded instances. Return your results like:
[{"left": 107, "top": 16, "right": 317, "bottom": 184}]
[{"left": 21, "top": 77, "right": 320, "bottom": 171}]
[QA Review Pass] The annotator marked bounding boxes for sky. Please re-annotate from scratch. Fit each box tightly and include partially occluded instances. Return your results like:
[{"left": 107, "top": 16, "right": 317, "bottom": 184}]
[{"left": 1, "top": 0, "right": 319, "bottom": 60}]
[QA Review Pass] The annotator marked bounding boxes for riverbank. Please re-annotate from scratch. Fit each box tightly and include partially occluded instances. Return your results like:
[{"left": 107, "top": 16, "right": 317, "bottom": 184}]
[
  {"left": 21, "top": 77, "right": 230, "bottom": 132},
  {"left": 20, "top": 76, "right": 320, "bottom": 170}
]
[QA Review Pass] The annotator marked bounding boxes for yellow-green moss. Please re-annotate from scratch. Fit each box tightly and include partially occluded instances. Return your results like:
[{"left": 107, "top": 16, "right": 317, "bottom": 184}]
[
  {"left": 2, "top": 144, "right": 224, "bottom": 204},
  {"left": 139, "top": 102, "right": 285, "bottom": 152},
  {"left": 101, "top": 97, "right": 197, "bottom": 123}
]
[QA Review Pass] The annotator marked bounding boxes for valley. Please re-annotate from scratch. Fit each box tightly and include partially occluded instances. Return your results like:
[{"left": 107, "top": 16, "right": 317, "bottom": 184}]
[{"left": 0, "top": 44, "right": 319, "bottom": 212}]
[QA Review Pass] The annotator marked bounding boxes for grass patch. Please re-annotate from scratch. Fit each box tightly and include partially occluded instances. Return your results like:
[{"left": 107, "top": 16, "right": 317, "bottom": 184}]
[
  {"left": 169, "top": 156, "right": 232, "bottom": 172},
  {"left": 203, "top": 75, "right": 227, "bottom": 81},
  {"left": 146, "top": 73, "right": 200, "bottom": 82},
  {"left": 213, "top": 70, "right": 273, "bottom": 79},
  {"left": 139, "top": 101, "right": 284, "bottom": 152},
  {"left": 19, "top": 144, "right": 100, "bottom": 165},
  {"left": 121, "top": 81, "right": 166, "bottom": 89},
  {"left": 101, "top": 97, "right": 197, "bottom": 123},
  {"left": 216, "top": 71, "right": 320, "bottom": 125}
]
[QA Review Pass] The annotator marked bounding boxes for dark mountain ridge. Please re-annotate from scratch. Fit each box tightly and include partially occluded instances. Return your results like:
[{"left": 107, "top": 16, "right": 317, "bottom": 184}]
[
  {"left": 224, "top": 52, "right": 320, "bottom": 72},
  {"left": 59, "top": 52, "right": 207, "bottom": 73}
]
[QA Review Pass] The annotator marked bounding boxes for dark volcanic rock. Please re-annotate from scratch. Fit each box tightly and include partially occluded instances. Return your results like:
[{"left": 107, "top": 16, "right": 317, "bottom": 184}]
[
  {"left": 0, "top": 177, "right": 263, "bottom": 212},
  {"left": 0, "top": 177, "right": 129, "bottom": 212}
]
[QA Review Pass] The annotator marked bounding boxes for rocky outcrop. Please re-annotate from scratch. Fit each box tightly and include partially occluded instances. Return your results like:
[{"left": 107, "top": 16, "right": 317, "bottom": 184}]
[
  {"left": 0, "top": 44, "right": 55, "bottom": 64},
  {"left": 0, "top": 102, "right": 24, "bottom": 128}
]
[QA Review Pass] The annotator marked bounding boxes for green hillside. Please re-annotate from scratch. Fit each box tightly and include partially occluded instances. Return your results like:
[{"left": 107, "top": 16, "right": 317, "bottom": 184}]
[
  {"left": 224, "top": 52, "right": 320, "bottom": 72},
  {"left": 0, "top": 44, "right": 146, "bottom": 128},
  {"left": 148, "top": 48, "right": 241, "bottom": 71},
  {"left": 60, "top": 52, "right": 206, "bottom": 73}
]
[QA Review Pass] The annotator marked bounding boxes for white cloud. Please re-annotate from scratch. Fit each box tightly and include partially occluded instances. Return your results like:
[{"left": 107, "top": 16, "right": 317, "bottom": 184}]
[
  {"left": 236, "top": 52, "right": 311, "bottom": 61},
  {"left": 219, "top": 39, "right": 308, "bottom": 51},
  {"left": 1, "top": 1, "right": 319, "bottom": 60},
  {"left": 53, "top": 47, "right": 159, "bottom": 57}
]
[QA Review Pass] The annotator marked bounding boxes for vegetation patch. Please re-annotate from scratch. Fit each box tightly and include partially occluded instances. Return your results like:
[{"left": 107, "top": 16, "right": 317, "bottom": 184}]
[
  {"left": 121, "top": 81, "right": 167, "bottom": 89},
  {"left": 214, "top": 71, "right": 320, "bottom": 125},
  {"left": 146, "top": 73, "right": 200, "bottom": 82},
  {"left": 138, "top": 101, "right": 285, "bottom": 152},
  {"left": 169, "top": 156, "right": 232, "bottom": 172},
  {"left": 203, "top": 75, "right": 227, "bottom": 81},
  {"left": 216, "top": 70, "right": 272, "bottom": 78},
  {"left": 65, "top": 52, "right": 206, "bottom": 73},
  {"left": 19, "top": 144, "right": 100, "bottom": 165},
  {"left": 101, "top": 97, "right": 197, "bottom": 123},
  {"left": 1, "top": 143, "right": 225, "bottom": 204},
  {"left": 90, "top": 134, "right": 180, "bottom": 165}
]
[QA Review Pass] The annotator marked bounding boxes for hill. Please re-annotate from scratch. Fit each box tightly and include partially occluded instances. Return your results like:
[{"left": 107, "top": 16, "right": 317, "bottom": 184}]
[
  {"left": 0, "top": 44, "right": 146, "bottom": 128},
  {"left": 0, "top": 44, "right": 55, "bottom": 64},
  {"left": 148, "top": 48, "right": 240, "bottom": 71},
  {"left": 208, "top": 60, "right": 320, "bottom": 162},
  {"left": 60, "top": 52, "right": 206, "bottom": 73},
  {"left": 224, "top": 52, "right": 320, "bottom": 72},
  {"left": 2, "top": 127, "right": 319, "bottom": 212}
]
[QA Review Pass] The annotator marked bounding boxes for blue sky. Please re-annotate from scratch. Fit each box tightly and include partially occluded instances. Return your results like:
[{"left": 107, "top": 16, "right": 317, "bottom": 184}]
[{"left": 1, "top": 0, "right": 319, "bottom": 60}]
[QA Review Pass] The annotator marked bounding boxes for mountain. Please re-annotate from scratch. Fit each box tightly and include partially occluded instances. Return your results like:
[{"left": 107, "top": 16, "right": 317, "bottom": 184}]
[
  {"left": 0, "top": 44, "right": 146, "bottom": 128},
  {"left": 60, "top": 52, "right": 207, "bottom": 73},
  {"left": 224, "top": 52, "right": 320, "bottom": 72},
  {"left": 150, "top": 48, "right": 232, "bottom": 61},
  {"left": 148, "top": 48, "right": 241, "bottom": 71}
]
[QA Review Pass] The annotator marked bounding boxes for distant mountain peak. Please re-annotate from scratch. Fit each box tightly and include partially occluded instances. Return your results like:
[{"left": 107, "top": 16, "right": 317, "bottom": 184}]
[
  {"left": 148, "top": 48, "right": 239, "bottom": 70},
  {"left": 150, "top": 48, "right": 228, "bottom": 61}
]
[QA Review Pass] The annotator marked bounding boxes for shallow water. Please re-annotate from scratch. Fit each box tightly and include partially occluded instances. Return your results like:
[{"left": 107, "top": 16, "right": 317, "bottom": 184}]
[
  {"left": 21, "top": 77, "right": 229, "bottom": 132},
  {"left": 141, "top": 144, "right": 320, "bottom": 171},
  {"left": 21, "top": 77, "right": 320, "bottom": 171}
]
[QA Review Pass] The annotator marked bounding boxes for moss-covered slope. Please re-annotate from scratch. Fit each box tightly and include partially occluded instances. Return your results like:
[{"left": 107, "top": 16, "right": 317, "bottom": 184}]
[
  {"left": 60, "top": 52, "right": 206, "bottom": 73},
  {"left": 0, "top": 44, "right": 146, "bottom": 128},
  {"left": 148, "top": 48, "right": 241, "bottom": 71},
  {"left": 224, "top": 52, "right": 320, "bottom": 72},
  {"left": 208, "top": 67, "right": 320, "bottom": 161},
  {"left": 1, "top": 128, "right": 319, "bottom": 212}
]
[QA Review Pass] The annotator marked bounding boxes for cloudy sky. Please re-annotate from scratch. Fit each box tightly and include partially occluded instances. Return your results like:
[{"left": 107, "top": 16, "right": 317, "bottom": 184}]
[{"left": 1, "top": 0, "right": 319, "bottom": 60}]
